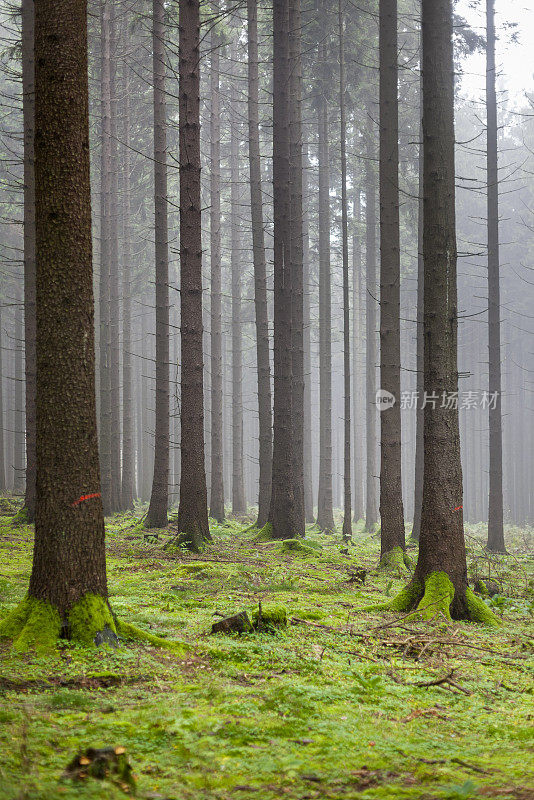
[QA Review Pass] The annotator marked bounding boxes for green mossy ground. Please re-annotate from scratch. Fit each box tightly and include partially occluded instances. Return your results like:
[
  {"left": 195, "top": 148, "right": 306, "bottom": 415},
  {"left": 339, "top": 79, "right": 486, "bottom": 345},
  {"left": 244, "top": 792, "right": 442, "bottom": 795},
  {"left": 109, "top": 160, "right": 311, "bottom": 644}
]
[{"left": 0, "top": 500, "right": 532, "bottom": 799}]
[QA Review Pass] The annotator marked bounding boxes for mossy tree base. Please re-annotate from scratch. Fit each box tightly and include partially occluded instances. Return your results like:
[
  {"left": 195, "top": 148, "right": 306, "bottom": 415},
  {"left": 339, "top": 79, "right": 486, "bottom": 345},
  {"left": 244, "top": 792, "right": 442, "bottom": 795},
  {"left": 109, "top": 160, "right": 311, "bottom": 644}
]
[
  {"left": 377, "top": 546, "right": 412, "bottom": 576},
  {"left": 0, "top": 593, "right": 187, "bottom": 653},
  {"left": 362, "top": 571, "right": 501, "bottom": 626}
]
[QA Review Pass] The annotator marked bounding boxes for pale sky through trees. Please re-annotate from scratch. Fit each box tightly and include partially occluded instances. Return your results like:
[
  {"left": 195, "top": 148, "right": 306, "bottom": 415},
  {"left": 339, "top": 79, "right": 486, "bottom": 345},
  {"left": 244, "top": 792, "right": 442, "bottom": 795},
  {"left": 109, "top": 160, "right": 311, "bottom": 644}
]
[{"left": 457, "top": 0, "right": 534, "bottom": 105}]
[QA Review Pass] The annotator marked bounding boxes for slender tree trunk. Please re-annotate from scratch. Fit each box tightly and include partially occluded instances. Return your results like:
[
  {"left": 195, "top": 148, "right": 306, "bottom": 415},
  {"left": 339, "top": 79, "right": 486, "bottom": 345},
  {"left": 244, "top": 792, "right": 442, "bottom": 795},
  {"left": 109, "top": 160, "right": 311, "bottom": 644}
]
[
  {"left": 365, "top": 111, "right": 379, "bottom": 530},
  {"left": 209, "top": 25, "right": 224, "bottom": 523},
  {"left": 339, "top": 0, "right": 352, "bottom": 540},
  {"left": 30, "top": 0, "right": 107, "bottom": 617},
  {"left": 108, "top": 2, "right": 121, "bottom": 512},
  {"left": 121, "top": 47, "right": 134, "bottom": 510},
  {"left": 176, "top": 0, "right": 210, "bottom": 550},
  {"left": 230, "top": 42, "right": 246, "bottom": 517},
  {"left": 414, "top": 0, "right": 468, "bottom": 613},
  {"left": 22, "top": 0, "right": 36, "bottom": 520},
  {"left": 13, "top": 298, "right": 25, "bottom": 496},
  {"left": 146, "top": 0, "right": 170, "bottom": 527},
  {"left": 99, "top": 0, "right": 112, "bottom": 515},
  {"left": 302, "top": 139, "right": 314, "bottom": 523},
  {"left": 485, "top": 0, "right": 505, "bottom": 553},
  {"left": 316, "top": 21, "right": 335, "bottom": 533},
  {"left": 412, "top": 69, "right": 424, "bottom": 542},
  {"left": 247, "top": 0, "right": 272, "bottom": 528},
  {"left": 379, "top": 0, "right": 405, "bottom": 557},
  {"left": 352, "top": 174, "right": 364, "bottom": 521},
  {"left": 289, "top": 0, "right": 305, "bottom": 531},
  {"left": 268, "top": 0, "right": 302, "bottom": 539}
]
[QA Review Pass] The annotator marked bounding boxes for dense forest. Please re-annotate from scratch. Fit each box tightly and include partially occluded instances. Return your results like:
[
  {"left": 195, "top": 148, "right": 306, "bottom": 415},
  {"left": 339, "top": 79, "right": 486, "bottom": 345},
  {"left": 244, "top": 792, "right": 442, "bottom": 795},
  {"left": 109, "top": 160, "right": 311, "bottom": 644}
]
[{"left": 0, "top": 0, "right": 532, "bottom": 798}]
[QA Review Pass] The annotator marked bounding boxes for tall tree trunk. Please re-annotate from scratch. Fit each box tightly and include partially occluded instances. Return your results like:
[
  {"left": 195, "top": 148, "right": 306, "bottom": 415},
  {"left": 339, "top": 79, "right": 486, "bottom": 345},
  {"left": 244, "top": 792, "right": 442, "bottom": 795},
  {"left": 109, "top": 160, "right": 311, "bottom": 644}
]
[
  {"left": 339, "top": 0, "right": 352, "bottom": 540},
  {"left": 302, "top": 139, "right": 314, "bottom": 523},
  {"left": 230, "top": 40, "right": 246, "bottom": 517},
  {"left": 352, "top": 174, "right": 364, "bottom": 521},
  {"left": 247, "top": 0, "right": 272, "bottom": 528},
  {"left": 378, "top": 0, "right": 405, "bottom": 558},
  {"left": 414, "top": 0, "right": 468, "bottom": 614},
  {"left": 316, "top": 18, "right": 335, "bottom": 533},
  {"left": 99, "top": 0, "right": 112, "bottom": 515},
  {"left": 289, "top": 0, "right": 305, "bottom": 532},
  {"left": 176, "top": 0, "right": 210, "bottom": 550},
  {"left": 365, "top": 111, "right": 379, "bottom": 530},
  {"left": 120, "top": 45, "right": 135, "bottom": 510},
  {"left": 146, "top": 0, "right": 170, "bottom": 528},
  {"left": 485, "top": 0, "right": 505, "bottom": 553},
  {"left": 412, "top": 68, "right": 424, "bottom": 542},
  {"left": 29, "top": 0, "right": 107, "bottom": 626},
  {"left": 268, "top": 0, "right": 302, "bottom": 539},
  {"left": 209, "top": 25, "right": 224, "bottom": 523},
  {"left": 22, "top": 0, "right": 36, "bottom": 521},
  {"left": 13, "top": 298, "right": 25, "bottom": 496}
]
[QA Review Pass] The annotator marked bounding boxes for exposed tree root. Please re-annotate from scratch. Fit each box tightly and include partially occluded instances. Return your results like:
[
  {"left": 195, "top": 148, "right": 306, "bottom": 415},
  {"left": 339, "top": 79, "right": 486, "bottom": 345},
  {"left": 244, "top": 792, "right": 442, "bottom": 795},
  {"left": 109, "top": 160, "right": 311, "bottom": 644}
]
[
  {"left": 0, "top": 593, "right": 187, "bottom": 653},
  {"left": 361, "top": 571, "right": 501, "bottom": 626}
]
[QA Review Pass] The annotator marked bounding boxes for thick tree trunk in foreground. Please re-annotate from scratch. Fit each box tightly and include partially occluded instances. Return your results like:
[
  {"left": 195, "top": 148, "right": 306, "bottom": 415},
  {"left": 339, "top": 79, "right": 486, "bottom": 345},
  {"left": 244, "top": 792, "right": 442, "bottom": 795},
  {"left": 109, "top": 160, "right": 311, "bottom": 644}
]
[
  {"left": 146, "top": 0, "right": 170, "bottom": 528},
  {"left": 247, "top": 0, "right": 272, "bottom": 528},
  {"left": 485, "top": 0, "right": 505, "bottom": 553},
  {"left": 316, "top": 22, "right": 335, "bottom": 533},
  {"left": 209, "top": 25, "right": 224, "bottom": 523},
  {"left": 17, "top": 0, "right": 108, "bottom": 643},
  {"left": 267, "top": 0, "right": 302, "bottom": 539},
  {"left": 378, "top": 0, "right": 405, "bottom": 560},
  {"left": 365, "top": 112, "right": 379, "bottom": 530},
  {"left": 339, "top": 0, "right": 351, "bottom": 540},
  {"left": 176, "top": 0, "right": 210, "bottom": 550},
  {"left": 22, "top": 0, "right": 36, "bottom": 520},
  {"left": 0, "top": 308, "right": 5, "bottom": 492}
]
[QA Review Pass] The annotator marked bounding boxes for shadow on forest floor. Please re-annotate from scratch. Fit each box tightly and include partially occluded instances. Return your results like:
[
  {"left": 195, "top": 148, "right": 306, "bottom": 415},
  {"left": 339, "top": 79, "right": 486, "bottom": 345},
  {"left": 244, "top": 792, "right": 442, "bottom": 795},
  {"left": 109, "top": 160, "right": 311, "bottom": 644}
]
[{"left": 0, "top": 497, "right": 532, "bottom": 800}]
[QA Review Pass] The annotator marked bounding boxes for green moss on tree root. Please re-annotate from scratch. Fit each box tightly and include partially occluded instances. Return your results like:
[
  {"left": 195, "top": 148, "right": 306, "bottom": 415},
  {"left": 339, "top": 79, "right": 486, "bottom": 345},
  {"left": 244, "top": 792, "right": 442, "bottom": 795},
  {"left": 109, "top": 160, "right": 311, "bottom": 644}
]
[
  {"left": 68, "top": 593, "right": 117, "bottom": 645},
  {"left": 473, "top": 578, "right": 488, "bottom": 597},
  {"left": 377, "top": 546, "right": 410, "bottom": 576},
  {"left": 0, "top": 596, "right": 61, "bottom": 652},
  {"left": 280, "top": 538, "right": 317, "bottom": 555},
  {"left": 465, "top": 588, "right": 501, "bottom": 626},
  {"left": 413, "top": 572, "right": 455, "bottom": 622},
  {"left": 0, "top": 592, "right": 187, "bottom": 653},
  {"left": 255, "top": 522, "right": 273, "bottom": 541}
]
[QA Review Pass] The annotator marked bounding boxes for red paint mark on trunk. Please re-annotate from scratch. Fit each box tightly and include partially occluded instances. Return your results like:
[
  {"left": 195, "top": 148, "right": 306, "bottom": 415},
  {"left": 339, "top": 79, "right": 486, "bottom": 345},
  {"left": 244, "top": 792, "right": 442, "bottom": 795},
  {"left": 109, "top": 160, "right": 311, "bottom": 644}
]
[{"left": 72, "top": 492, "right": 101, "bottom": 507}]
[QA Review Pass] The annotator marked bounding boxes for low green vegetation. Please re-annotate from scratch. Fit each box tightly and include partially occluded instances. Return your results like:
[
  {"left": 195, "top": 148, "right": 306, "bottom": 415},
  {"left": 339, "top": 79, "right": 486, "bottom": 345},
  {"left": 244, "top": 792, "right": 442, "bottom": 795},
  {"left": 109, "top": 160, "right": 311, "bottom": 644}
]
[{"left": 0, "top": 500, "right": 532, "bottom": 799}]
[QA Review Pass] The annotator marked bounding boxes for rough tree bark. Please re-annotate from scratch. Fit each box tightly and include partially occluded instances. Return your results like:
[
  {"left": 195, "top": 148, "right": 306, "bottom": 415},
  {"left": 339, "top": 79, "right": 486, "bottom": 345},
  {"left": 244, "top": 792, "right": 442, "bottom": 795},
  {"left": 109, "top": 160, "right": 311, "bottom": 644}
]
[
  {"left": 209, "top": 23, "right": 225, "bottom": 523},
  {"left": 412, "top": 68, "right": 424, "bottom": 542},
  {"left": 339, "top": 0, "right": 352, "bottom": 541},
  {"left": 302, "top": 139, "right": 314, "bottom": 523},
  {"left": 263, "top": 0, "right": 302, "bottom": 540},
  {"left": 0, "top": 307, "right": 5, "bottom": 492},
  {"left": 366, "top": 0, "right": 499, "bottom": 626},
  {"left": 316, "top": 7, "right": 335, "bottom": 534},
  {"left": 247, "top": 0, "right": 272, "bottom": 528},
  {"left": 146, "top": 0, "right": 170, "bottom": 528},
  {"left": 22, "top": 0, "right": 36, "bottom": 521},
  {"left": 485, "top": 0, "right": 505, "bottom": 553},
  {"left": 175, "top": 0, "right": 211, "bottom": 551},
  {"left": 13, "top": 297, "right": 25, "bottom": 496},
  {"left": 378, "top": 0, "right": 405, "bottom": 566}
]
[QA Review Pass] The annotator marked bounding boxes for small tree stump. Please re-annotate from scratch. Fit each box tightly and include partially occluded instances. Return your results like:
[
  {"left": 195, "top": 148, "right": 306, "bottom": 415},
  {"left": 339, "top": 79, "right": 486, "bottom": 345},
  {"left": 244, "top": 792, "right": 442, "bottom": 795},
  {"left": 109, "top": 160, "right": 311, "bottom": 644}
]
[{"left": 211, "top": 612, "right": 253, "bottom": 634}]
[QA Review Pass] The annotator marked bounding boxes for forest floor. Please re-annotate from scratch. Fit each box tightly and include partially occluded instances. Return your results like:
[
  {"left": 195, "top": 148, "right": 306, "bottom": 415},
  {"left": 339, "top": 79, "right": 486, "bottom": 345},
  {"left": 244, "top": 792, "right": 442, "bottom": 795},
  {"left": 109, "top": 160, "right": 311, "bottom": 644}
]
[{"left": 0, "top": 497, "right": 532, "bottom": 800}]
